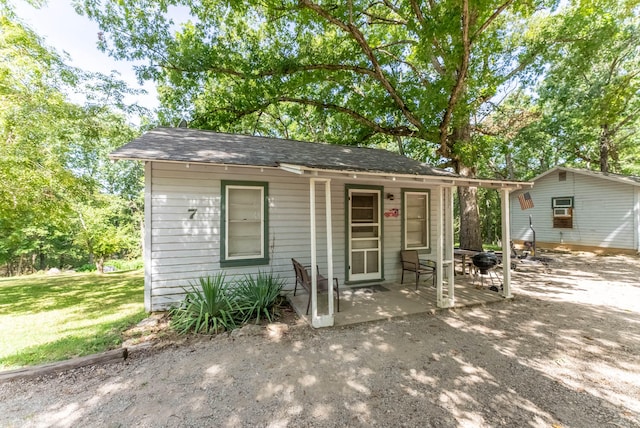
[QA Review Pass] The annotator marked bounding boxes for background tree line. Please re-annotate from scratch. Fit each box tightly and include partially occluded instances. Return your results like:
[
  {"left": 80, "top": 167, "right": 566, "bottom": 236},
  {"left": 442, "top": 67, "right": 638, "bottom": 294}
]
[
  {"left": 1, "top": 0, "right": 638, "bottom": 275},
  {"left": 1, "top": 3, "right": 146, "bottom": 274}
]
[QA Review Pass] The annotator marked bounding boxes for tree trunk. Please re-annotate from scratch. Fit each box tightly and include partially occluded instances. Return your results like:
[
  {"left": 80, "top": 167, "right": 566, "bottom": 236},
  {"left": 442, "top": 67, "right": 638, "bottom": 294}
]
[
  {"left": 505, "top": 150, "right": 515, "bottom": 180},
  {"left": 451, "top": 124, "right": 483, "bottom": 251},
  {"left": 396, "top": 136, "right": 405, "bottom": 157},
  {"left": 38, "top": 243, "right": 45, "bottom": 271},
  {"left": 599, "top": 124, "right": 610, "bottom": 173},
  {"left": 96, "top": 256, "right": 105, "bottom": 274},
  {"left": 457, "top": 170, "right": 484, "bottom": 251}
]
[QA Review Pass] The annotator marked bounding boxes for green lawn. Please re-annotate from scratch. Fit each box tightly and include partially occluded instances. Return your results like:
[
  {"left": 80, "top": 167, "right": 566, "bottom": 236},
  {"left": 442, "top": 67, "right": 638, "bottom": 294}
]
[{"left": 0, "top": 270, "right": 146, "bottom": 370}]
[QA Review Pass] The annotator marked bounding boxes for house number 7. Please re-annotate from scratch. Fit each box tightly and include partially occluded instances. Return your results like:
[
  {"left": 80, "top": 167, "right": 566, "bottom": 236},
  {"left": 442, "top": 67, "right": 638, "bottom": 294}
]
[{"left": 188, "top": 208, "right": 197, "bottom": 219}]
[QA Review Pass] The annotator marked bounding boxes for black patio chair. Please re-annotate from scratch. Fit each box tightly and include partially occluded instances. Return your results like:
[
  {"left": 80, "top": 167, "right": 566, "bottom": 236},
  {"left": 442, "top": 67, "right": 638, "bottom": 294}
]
[{"left": 400, "top": 250, "right": 436, "bottom": 290}]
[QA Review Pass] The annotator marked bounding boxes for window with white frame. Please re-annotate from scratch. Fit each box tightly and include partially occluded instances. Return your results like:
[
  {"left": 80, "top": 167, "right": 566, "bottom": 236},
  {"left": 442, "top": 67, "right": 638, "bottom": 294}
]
[
  {"left": 552, "top": 196, "right": 573, "bottom": 229},
  {"left": 221, "top": 181, "right": 268, "bottom": 266},
  {"left": 403, "top": 190, "right": 430, "bottom": 250}
]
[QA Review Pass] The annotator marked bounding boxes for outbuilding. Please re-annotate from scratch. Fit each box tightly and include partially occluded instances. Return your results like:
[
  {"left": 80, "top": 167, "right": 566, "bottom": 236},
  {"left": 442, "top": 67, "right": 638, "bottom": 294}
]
[
  {"left": 510, "top": 166, "right": 640, "bottom": 254},
  {"left": 111, "top": 127, "right": 531, "bottom": 327}
]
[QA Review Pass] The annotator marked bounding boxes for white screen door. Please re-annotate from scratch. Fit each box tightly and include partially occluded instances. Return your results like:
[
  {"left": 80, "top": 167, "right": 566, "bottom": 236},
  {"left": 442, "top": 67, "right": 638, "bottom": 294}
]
[{"left": 348, "top": 189, "right": 381, "bottom": 281}]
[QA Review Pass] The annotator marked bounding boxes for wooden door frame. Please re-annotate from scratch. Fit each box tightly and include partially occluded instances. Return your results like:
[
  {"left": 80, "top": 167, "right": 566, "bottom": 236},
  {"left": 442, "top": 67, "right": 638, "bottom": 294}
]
[{"left": 345, "top": 184, "right": 384, "bottom": 283}]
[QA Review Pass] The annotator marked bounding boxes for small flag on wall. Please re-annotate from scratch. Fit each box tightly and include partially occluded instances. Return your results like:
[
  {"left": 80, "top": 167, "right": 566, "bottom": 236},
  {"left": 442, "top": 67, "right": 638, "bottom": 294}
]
[{"left": 518, "top": 192, "right": 534, "bottom": 210}]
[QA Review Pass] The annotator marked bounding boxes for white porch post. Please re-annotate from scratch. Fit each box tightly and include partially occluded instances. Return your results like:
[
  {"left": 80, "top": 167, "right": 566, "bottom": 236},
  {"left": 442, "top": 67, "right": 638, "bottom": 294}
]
[
  {"left": 500, "top": 188, "right": 513, "bottom": 299},
  {"left": 634, "top": 188, "right": 640, "bottom": 252},
  {"left": 143, "top": 161, "right": 152, "bottom": 312},
  {"left": 309, "top": 178, "right": 334, "bottom": 327},
  {"left": 437, "top": 186, "right": 455, "bottom": 308},
  {"left": 436, "top": 187, "right": 443, "bottom": 307},
  {"left": 445, "top": 186, "right": 455, "bottom": 306}
]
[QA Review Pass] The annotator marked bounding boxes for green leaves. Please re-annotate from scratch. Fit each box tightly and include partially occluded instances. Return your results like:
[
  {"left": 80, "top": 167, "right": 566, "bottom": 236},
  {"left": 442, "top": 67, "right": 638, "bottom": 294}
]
[
  {"left": 533, "top": 0, "right": 640, "bottom": 173},
  {"left": 76, "top": 0, "right": 639, "bottom": 249},
  {"left": 169, "top": 272, "right": 285, "bottom": 334},
  {"left": 0, "top": 8, "right": 144, "bottom": 272},
  {"left": 234, "top": 271, "right": 285, "bottom": 324},
  {"left": 170, "top": 274, "right": 240, "bottom": 334}
]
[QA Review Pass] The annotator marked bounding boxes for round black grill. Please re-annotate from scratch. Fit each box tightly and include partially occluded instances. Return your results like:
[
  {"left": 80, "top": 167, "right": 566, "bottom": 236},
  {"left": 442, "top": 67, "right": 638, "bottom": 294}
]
[{"left": 472, "top": 252, "right": 498, "bottom": 274}]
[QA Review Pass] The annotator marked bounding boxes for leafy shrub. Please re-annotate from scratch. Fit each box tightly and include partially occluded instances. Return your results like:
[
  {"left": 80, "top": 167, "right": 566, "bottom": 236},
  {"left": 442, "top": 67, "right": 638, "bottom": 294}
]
[
  {"left": 169, "top": 274, "right": 240, "bottom": 334},
  {"left": 234, "top": 271, "right": 285, "bottom": 324},
  {"left": 169, "top": 271, "right": 286, "bottom": 335},
  {"left": 104, "top": 259, "right": 143, "bottom": 271},
  {"left": 76, "top": 263, "right": 97, "bottom": 272}
]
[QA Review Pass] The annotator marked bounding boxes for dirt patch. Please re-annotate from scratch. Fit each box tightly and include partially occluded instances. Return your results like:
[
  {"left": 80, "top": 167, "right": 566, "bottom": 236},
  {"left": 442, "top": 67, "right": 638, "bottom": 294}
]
[
  {"left": 1, "top": 250, "right": 639, "bottom": 427},
  {"left": 119, "top": 298, "right": 304, "bottom": 350}
]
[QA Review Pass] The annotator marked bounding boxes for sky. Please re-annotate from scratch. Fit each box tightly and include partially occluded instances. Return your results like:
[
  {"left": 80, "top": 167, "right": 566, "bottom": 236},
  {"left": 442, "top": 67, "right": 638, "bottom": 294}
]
[{"left": 13, "top": 0, "right": 160, "bottom": 112}]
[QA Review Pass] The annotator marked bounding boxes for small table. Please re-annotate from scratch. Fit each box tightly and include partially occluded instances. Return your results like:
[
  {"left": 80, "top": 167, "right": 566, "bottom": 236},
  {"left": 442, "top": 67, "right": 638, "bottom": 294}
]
[{"left": 454, "top": 249, "right": 479, "bottom": 275}]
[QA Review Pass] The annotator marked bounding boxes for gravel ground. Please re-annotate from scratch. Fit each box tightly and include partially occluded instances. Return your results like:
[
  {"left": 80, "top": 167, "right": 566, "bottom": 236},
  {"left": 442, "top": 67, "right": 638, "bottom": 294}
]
[{"left": 1, "top": 250, "right": 639, "bottom": 428}]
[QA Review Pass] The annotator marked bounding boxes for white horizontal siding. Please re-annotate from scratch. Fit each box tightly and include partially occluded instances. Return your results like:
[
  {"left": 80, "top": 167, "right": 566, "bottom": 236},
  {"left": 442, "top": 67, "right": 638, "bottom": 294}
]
[
  {"left": 147, "top": 161, "right": 444, "bottom": 311},
  {"left": 511, "top": 170, "right": 636, "bottom": 250},
  {"left": 382, "top": 187, "right": 401, "bottom": 283},
  {"left": 151, "top": 235, "right": 220, "bottom": 245}
]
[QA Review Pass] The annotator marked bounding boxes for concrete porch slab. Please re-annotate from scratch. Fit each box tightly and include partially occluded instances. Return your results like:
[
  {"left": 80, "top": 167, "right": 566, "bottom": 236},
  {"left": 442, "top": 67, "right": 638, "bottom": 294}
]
[{"left": 286, "top": 276, "right": 507, "bottom": 327}]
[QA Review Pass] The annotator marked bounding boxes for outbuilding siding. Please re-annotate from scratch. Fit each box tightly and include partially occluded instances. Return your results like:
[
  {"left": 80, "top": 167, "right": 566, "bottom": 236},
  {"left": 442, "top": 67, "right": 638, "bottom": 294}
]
[{"left": 511, "top": 168, "right": 639, "bottom": 251}]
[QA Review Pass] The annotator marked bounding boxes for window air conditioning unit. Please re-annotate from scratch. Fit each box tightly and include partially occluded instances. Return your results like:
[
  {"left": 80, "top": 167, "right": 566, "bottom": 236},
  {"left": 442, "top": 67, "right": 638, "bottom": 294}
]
[
  {"left": 554, "top": 207, "right": 570, "bottom": 217},
  {"left": 553, "top": 198, "right": 573, "bottom": 208}
]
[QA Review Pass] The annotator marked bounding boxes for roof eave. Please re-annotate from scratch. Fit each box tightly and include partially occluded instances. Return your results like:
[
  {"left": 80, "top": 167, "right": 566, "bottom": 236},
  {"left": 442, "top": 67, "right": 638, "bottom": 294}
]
[
  {"left": 108, "top": 155, "right": 531, "bottom": 190},
  {"left": 278, "top": 164, "right": 532, "bottom": 189}
]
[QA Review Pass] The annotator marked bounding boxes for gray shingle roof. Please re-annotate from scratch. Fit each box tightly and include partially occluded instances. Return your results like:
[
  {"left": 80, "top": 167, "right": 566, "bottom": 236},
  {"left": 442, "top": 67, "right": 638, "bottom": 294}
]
[{"left": 110, "top": 127, "right": 458, "bottom": 178}]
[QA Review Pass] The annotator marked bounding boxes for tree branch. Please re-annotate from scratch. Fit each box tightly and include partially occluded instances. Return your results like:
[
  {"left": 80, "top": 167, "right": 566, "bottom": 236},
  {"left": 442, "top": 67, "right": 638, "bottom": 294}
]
[
  {"left": 410, "top": 0, "right": 425, "bottom": 22},
  {"left": 375, "top": 48, "right": 430, "bottom": 86},
  {"left": 382, "top": 0, "right": 402, "bottom": 16},
  {"left": 362, "top": 11, "right": 407, "bottom": 25},
  {"left": 408, "top": 0, "right": 447, "bottom": 76},
  {"left": 164, "top": 62, "right": 379, "bottom": 79},
  {"left": 277, "top": 96, "right": 418, "bottom": 137},
  {"left": 611, "top": 107, "right": 640, "bottom": 135},
  {"left": 572, "top": 146, "right": 597, "bottom": 165},
  {"left": 472, "top": 0, "right": 515, "bottom": 40},
  {"left": 214, "top": 95, "right": 419, "bottom": 139},
  {"left": 299, "top": 0, "right": 425, "bottom": 134},
  {"left": 373, "top": 39, "right": 417, "bottom": 50},
  {"left": 431, "top": 55, "right": 446, "bottom": 76},
  {"left": 438, "top": 0, "right": 471, "bottom": 155}
]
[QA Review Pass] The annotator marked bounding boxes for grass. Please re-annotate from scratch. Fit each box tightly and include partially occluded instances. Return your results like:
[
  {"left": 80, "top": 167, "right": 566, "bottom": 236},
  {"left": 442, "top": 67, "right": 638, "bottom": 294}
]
[
  {"left": 0, "top": 270, "right": 146, "bottom": 370},
  {"left": 455, "top": 243, "right": 504, "bottom": 251}
]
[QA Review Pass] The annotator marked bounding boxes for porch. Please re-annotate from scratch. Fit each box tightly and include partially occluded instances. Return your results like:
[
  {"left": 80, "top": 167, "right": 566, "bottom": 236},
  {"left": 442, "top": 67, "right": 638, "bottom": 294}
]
[{"left": 287, "top": 274, "right": 507, "bottom": 327}]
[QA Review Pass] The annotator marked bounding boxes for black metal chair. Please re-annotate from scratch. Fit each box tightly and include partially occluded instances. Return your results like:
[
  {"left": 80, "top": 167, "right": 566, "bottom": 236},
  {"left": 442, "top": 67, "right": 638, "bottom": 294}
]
[
  {"left": 292, "top": 258, "right": 339, "bottom": 314},
  {"left": 400, "top": 250, "right": 436, "bottom": 290}
]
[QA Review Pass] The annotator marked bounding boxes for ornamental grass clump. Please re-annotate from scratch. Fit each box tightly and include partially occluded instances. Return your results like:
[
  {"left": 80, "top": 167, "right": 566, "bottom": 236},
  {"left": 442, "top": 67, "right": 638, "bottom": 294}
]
[
  {"left": 169, "top": 274, "right": 241, "bottom": 334},
  {"left": 234, "top": 271, "right": 285, "bottom": 324}
]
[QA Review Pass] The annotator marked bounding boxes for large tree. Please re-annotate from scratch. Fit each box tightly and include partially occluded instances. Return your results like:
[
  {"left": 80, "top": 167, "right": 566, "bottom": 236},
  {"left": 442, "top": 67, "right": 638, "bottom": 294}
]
[
  {"left": 455, "top": 0, "right": 639, "bottom": 242},
  {"left": 79, "top": 0, "right": 556, "bottom": 249},
  {"left": 0, "top": 5, "right": 145, "bottom": 273},
  {"left": 536, "top": 0, "right": 640, "bottom": 174}
]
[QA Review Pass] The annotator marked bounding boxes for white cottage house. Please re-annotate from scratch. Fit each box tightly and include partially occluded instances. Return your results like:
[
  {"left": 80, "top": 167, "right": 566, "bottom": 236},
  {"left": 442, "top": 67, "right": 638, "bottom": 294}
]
[
  {"left": 111, "top": 127, "right": 531, "bottom": 327},
  {"left": 510, "top": 166, "right": 640, "bottom": 254}
]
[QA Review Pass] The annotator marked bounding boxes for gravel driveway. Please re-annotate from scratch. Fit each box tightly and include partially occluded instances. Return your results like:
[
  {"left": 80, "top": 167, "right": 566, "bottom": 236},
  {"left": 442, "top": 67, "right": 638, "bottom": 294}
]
[{"left": 1, "top": 251, "right": 639, "bottom": 427}]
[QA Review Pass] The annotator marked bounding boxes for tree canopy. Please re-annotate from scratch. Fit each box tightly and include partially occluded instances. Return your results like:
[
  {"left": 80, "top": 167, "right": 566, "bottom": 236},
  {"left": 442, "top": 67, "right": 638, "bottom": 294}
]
[
  {"left": 80, "top": 0, "right": 580, "bottom": 248},
  {"left": 3, "top": 0, "right": 639, "bottom": 268},
  {"left": 77, "top": 0, "right": 552, "bottom": 151},
  {"left": 536, "top": 0, "right": 640, "bottom": 174},
  {"left": 0, "top": 5, "right": 146, "bottom": 274}
]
